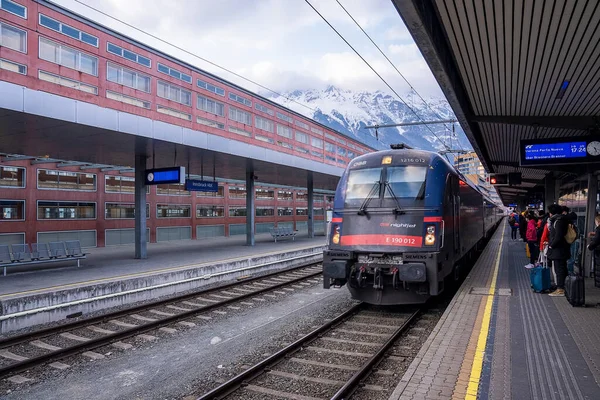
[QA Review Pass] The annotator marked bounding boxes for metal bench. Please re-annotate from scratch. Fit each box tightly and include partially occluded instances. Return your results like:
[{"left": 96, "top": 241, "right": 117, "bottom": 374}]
[
  {"left": 269, "top": 227, "right": 297, "bottom": 242},
  {"left": 1, "top": 241, "right": 88, "bottom": 276}
]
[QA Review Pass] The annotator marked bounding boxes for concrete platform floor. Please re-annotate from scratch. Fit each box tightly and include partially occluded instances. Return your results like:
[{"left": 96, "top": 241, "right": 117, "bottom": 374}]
[
  {"left": 0, "top": 233, "right": 326, "bottom": 298},
  {"left": 390, "top": 221, "right": 600, "bottom": 400}
]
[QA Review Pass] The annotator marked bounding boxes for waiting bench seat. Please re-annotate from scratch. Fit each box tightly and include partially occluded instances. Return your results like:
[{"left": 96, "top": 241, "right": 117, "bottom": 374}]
[
  {"left": 269, "top": 227, "right": 297, "bottom": 242},
  {"left": 0, "top": 240, "right": 87, "bottom": 276}
]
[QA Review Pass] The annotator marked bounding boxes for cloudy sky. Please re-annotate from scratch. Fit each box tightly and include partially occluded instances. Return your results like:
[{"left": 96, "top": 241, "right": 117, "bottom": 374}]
[{"left": 54, "top": 0, "right": 444, "bottom": 100}]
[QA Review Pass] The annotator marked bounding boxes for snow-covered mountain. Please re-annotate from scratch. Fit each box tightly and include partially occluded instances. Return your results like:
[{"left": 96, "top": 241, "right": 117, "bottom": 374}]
[{"left": 267, "top": 86, "right": 472, "bottom": 154}]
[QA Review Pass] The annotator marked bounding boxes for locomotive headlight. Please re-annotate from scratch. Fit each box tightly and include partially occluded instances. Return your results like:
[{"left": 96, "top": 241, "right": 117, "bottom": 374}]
[
  {"left": 425, "top": 225, "right": 436, "bottom": 245},
  {"left": 332, "top": 225, "right": 341, "bottom": 244}
]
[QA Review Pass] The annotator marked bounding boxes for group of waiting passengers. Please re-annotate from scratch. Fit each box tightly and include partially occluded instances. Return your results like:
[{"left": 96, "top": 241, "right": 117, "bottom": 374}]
[{"left": 508, "top": 204, "right": 600, "bottom": 297}]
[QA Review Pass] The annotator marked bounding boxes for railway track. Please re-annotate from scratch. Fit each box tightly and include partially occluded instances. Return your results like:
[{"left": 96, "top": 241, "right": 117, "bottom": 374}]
[
  {"left": 197, "top": 303, "right": 423, "bottom": 400},
  {"left": 0, "top": 263, "right": 323, "bottom": 381}
]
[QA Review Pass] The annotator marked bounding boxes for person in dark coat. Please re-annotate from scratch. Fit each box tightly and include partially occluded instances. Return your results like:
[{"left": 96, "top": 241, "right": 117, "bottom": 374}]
[
  {"left": 563, "top": 206, "right": 579, "bottom": 273},
  {"left": 518, "top": 212, "right": 527, "bottom": 241},
  {"left": 587, "top": 215, "right": 600, "bottom": 279},
  {"left": 547, "top": 204, "right": 571, "bottom": 296}
]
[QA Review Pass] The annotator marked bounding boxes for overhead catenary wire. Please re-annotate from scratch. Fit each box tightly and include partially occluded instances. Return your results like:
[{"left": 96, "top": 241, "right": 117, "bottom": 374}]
[
  {"left": 303, "top": 0, "right": 451, "bottom": 151},
  {"left": 71, "top": 0, "right": 318, "bottom": 114}
]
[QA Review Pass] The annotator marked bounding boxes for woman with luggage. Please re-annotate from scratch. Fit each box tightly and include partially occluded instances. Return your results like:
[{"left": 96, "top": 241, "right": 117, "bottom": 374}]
[{"left": 526, "top": 213, "right": 540, "bottom": 265}]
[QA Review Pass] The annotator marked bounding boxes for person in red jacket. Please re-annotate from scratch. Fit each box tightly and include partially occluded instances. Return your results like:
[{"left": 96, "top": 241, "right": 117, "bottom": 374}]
[{"left": 525, "top": 213, "right": 539, "bottom": 264}]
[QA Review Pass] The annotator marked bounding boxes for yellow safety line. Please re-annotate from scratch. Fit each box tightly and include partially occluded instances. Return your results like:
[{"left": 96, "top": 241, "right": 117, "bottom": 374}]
[
  {"left": 0, "top": 244, "right": 321, "bottom": 299},
  {"left": 465, "top": 231, "right": 503, "bottom": 399}
]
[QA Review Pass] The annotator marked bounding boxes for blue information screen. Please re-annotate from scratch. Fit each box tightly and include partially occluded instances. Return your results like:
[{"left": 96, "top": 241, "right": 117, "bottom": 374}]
[
  {"left": 153, "top": 170, "right": 181, "bottom": 183},
  {"left": 524, "top": 141, "right": 587, "bottom": 161}
]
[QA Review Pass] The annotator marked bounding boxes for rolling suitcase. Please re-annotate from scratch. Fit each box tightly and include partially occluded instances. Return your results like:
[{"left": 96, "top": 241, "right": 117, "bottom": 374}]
[
  {"left": 565, "top": 242, "right": 585, "bottom": 306},
  {"left": 531, "top": 250, "right": 551, "bottom": 293}
]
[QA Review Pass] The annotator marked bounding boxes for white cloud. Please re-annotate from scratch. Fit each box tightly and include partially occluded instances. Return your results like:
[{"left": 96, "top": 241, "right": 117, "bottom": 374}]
[{"left": 54, "top": 0, "right": 444, "bottom": 98}]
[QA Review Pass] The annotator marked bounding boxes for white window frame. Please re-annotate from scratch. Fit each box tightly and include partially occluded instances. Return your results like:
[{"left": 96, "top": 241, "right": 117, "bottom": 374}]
[
  {"left": 106, "top": 61, "right": 151, "bottom": 93},
  {"left": 106, "top": 90, "right": 150, "bottom": 109},
  {"left": 0, "top": 165, "right": 26, "bottom": 188},
  {"left": 38, "top": 13, "right": 98, "bottom": 47},
  {"left": 39, "top": 70, "right": 98, "bottom": 95},
  {"left": 36, "top": 200, "right": 97, "bottom": 221},
  {"left": 156, "top": 203, "right": 192, "bottom": 219},
  {"left": 36, "top": 168, "right": 97, "bottom": 192},
  {"left": 0, "top": 0, "right": 26, "bottom": 19},
  {"left": 0, "top": 21, "right": 27, "bottom": 53},
  {"left": 197, "top": 94, "right": 225, "bottom": 116},
  {"left": 106, "top": 42, "right": 151, "bottom": 68},
  {"left": 0, "top": 57, "right": 26, "bottom": 74},
  {"left": 0, "top": 199, "right": 25, "bottom": 221},
  {"left": 39, "top": 37, "right": 98, "bottom": 76},
  {"left": 157, "top": 80, "right": 192, "bottom": 106},
  {"left": 157, "top": 62, "right": 192, "bottom": 84}
]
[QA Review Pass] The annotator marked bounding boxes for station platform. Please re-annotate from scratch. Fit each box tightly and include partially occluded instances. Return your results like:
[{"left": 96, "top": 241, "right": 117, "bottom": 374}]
[
  {"left": 0, "top": 233, "right": 326, "bottom": 334},
  {"left": 390, "top": 221, "right": 600, "bottom": 400}
]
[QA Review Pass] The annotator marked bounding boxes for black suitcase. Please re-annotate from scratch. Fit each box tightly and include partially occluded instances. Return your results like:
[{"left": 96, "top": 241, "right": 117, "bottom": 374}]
[{"left": 565, "top": 247, "right": 585, "bottom": 307}]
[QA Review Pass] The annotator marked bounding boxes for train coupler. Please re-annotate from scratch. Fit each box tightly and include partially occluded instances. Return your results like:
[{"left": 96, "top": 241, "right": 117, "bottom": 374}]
[
  {"left": 356, "top": 266, "right": 367, "bottom": 288},
  {"left": 373, "top": 267, "right": 383, "bottom": 290}
]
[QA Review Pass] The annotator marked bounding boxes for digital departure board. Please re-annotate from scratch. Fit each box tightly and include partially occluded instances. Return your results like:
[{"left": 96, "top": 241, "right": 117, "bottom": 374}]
[
  {"left": 145, "top": 166, "right": 186, "bottom": 185},
  {"left": 520, "top": 137, "right": 600, "bottom": 167}
]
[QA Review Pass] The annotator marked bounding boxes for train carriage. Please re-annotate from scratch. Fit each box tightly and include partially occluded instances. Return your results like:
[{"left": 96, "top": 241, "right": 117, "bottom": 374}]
[{"left": 323, "top": 145, "right": 503, "bottom": 305}]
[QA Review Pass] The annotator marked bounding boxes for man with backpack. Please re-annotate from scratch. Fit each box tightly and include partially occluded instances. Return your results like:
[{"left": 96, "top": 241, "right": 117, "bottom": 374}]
[
  {"left": 547, "top": 204, "right": 571, "bottom": 296},
  {"left": 563, "top": 206, "right": 579, "bottom": 274}
]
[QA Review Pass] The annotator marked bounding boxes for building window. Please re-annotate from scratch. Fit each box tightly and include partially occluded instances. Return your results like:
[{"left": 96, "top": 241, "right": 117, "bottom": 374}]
[
  {"left": 229, "top": 106, "right": 252, "bottom": 125},
  {"left": 255, "top": 188, "right": 274, "bottom": 199},
  {"left": 197, "top": 186, "right": 224, "bottom": 197},
  {"left": 229, "top": 186, "right": 246, "bottom": 198},
  {"left": 255, "top": 116, "right": 274, "bottom": 133},
  {"left": 314, "top": 195, "right": 324, "bottom": 203},
  {"left": 278, "top": 141, "right": 293, "bottom": 149},
  {"left": 256, "top": 207, "right": 274, "bottom": 217},
  {"left": 39, "top": 14, "right": 98, "bottom": 47},
  {"left": 0, "top": 22, "right": 26, "bottom": 52},
  {"left": 156, "top": 183, "right": 190, "bottom": 196},
  {"left": 105, "top": 202, "right": 149, "bottom": 219},
  {"left": 156, "top": 204, "right": 191, "bottom": 218},
  {"left": 197, "top": 78, "right": 225, "bottom": 96},
  {"left": 311, "top": 126, "right": 323, "bottom": 135},
  {"left": 295, "top": 146, "right": 309, "bottom": 154},
  {"left": 255, "top": 134, "right": 274, "bottom": 144},
  {"left": 38, "top": 201, "right": 96, "bottom": 220},
  {"left": 0, "top": 200, "right": 24, "bottom": 220},
  {"left": 229, "top": 126, "right": 252, "bottom": 137},
  {"left": 38, "top": 169, "right": 96, "bottom": 191},
  {"left": 39, "top": 70, "right": 98, "bottom": 95},
  {"left": 157, "top": 105, "right": 191, "bottom": 121},
  {"left": 311, "top": 137, "right": 323, "bottom": 148},
  {"left": 106, "top": 62, "right": 151, "bottom": 92},
  {"left": 157, "top": 62, "right": 191, "bottom": 84},
  {"left": 0, "top": 57, "right": 26, "bottom": 74},
  {"left": 229, "top": 92, "right": 251, "bottom": 107},
  {"left": 105, "top": 175, "right": 135, "bottom": 193},
  {"left": 228, "top": 207, "right": 247, "bottom": 217},
  {"left": 314, "top": 208, "right": 324, "bottom": 216},
  {"left": 197, "top": 94, "right": 224, "bottom": 116},
  {"left": 296, "top": 207, "right": 308, "bottom": 216},
  {"left": 277, "top": 124, "right": 292, "bottom": 139},
  {"left": 0, "top": 165, "right": 25, "bottom": 187},
  {"left": 325, "top": 133, "right": 336, "bottom": 141},
  {"left": 337, "top": 147, "right": 347, "bottom": 157},
  {"left": 277, "top": 190, "right": 293, "bottom": 201},
  {"left": 325, "top": 155, "right": 336, "bottom": 162},
  {"left": 277, "top": 207, "right": 293, "bottom": 216},
  {"left": 39, "top": 37, "right": 98, "bottom": 76},
  {"left": 255, "top": 103, "right": 274, "bottom": 116},
  {"left": 276, "top": 112, "right": 293, "bottom": 123},
  {"left": 157, "top": 80, "right": 192, "bottom": 106},
  {"left": 107, "top": 42, "right": 151, "bottom": 68},
  {"left": 335, "top": 137, "right": 347, "bottom": 145},
  {"left": 311, "top": 150, "right": 323, "bottom": 157},
  {"left": 295, "top": 131, "right": 309, "bottom": 144},
  {"left": 107, "top": 90, "right": 150, "bottom": 109},
  {"left": 196, "top": 205, "right": 224, "bottom": 218},
  {"left": 0, "top": 0, "right": 26, "bottom": 18},
  {"left": 295, "top": 120, "right": 309, "bottom": 130},
  {"left": 325, "top": 142, "right": 335, "bottom": 153},
  {"left": 296, "top": 192, "right": 307, "bottom": 201},
  {"left": 197, "top": 116, "right": 224, "bottom": 130}
]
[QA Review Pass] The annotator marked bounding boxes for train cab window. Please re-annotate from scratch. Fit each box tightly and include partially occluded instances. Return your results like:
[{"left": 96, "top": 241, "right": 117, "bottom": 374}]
[
  {"left": 345, "top": 168, "right": 381, "bottom": 200},
  {"left": 385, "top": 166, "right": 427, "bottom": 200}
]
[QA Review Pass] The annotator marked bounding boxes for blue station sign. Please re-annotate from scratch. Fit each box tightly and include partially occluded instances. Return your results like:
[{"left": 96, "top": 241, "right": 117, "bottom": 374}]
[
  {"left": 185, "top": 179, "right": 219, "bottom": 192},
  {"left": 145, "top": 166, "right": 185, "bottom": 185},
  {"left": 520, "top": 136, "right": 600, "bottom": 167}
]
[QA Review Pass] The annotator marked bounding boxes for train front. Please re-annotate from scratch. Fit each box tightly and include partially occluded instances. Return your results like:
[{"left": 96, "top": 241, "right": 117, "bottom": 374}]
[{"left": 323, "top": 149, "right": 445, "bottom": 305}]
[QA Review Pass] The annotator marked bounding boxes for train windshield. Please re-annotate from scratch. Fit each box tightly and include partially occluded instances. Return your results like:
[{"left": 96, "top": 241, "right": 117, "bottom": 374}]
[
  {"left": 384, "top": 166, "right": 427, "bottom": 200},
  {"left": 345, "top": 166, "right": 427, "bottom": 203}
]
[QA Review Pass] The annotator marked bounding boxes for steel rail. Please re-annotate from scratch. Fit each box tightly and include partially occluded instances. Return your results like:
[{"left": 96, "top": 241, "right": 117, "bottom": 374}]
[
  {"left": 0, "top": 261, "right": 321, "bottom": 350},
  {"left": 0, "top": 266, "right": 322, "bottom": 379},
  {"left": 330, "top": 308, "right": 421, "bottom": 400},
  {"left": 196, "top": 302, "right": 365, "bottom": 400}
]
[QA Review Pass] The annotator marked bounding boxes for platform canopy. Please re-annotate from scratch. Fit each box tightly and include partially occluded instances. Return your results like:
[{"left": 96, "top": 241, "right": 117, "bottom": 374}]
[{"left": 392, "top": 0, "right": 600, "bottom": 204}]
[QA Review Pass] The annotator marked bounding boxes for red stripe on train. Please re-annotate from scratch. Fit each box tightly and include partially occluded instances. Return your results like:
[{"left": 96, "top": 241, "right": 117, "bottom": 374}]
[
  {"left": 340, "top": 235, "right": 423, "bottom": 247},
  {"left": 331, "top": 218, "right": 343, "bottom": 223},
  {"left": 423, "top": 216, "right": 443, "bottom": 222}
]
